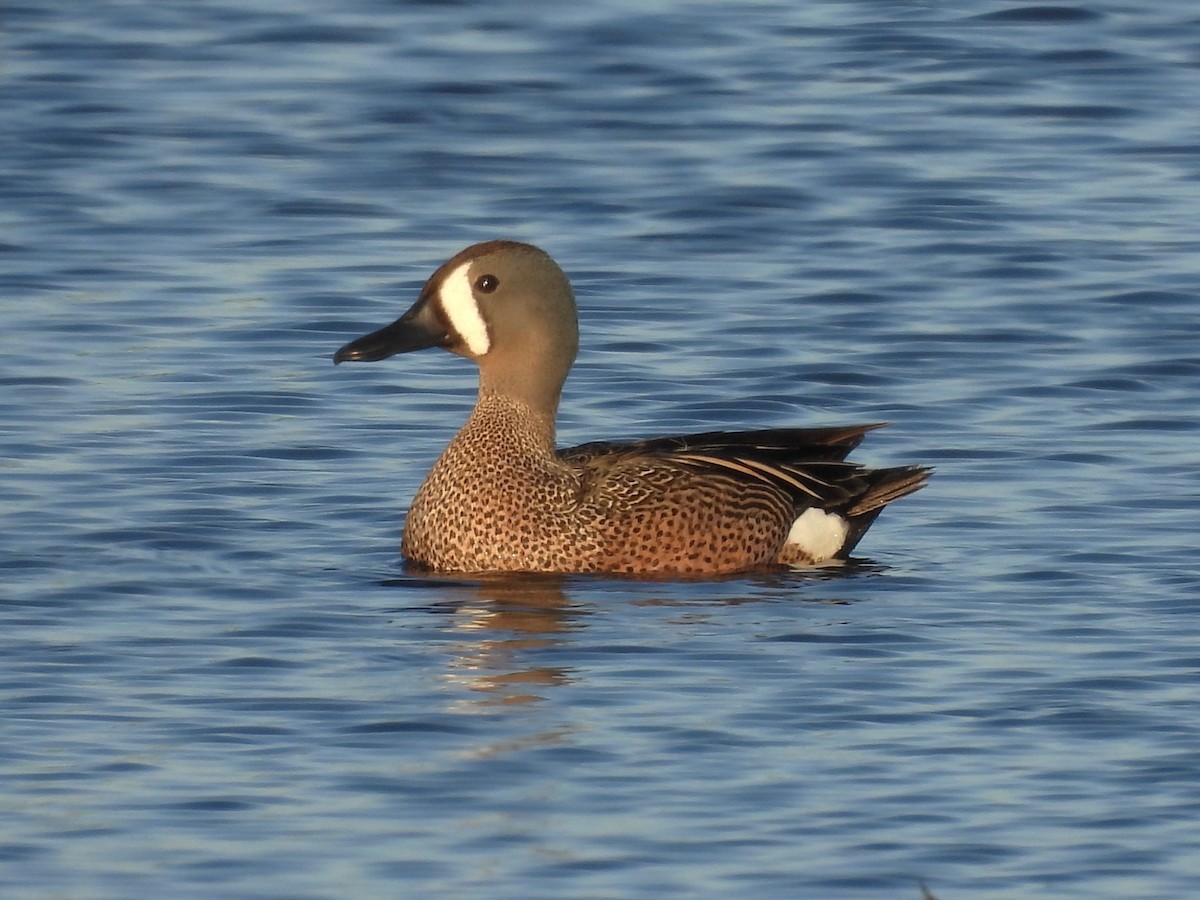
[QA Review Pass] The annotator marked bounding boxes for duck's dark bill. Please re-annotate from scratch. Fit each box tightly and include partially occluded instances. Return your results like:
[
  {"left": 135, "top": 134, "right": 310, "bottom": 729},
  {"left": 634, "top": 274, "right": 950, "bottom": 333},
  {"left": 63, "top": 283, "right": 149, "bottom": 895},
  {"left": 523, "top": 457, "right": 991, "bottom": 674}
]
[{"left": 334, "top": 300, "right": 446, "bottom": 364}]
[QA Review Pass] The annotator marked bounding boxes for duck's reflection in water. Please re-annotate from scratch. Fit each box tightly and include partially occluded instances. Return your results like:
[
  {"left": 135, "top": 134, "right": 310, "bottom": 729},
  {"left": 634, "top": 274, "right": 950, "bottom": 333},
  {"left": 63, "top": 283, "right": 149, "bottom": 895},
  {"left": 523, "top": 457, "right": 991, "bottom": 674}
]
[{"left": 407, "top": 574, "right": 589, "bottom": 709}]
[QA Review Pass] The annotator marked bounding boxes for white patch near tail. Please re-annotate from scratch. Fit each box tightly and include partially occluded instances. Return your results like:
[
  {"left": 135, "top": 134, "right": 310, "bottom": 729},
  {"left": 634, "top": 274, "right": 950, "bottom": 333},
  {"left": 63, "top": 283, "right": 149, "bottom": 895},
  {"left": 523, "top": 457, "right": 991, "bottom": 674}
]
[
  {"left": 439, "top": 262, "right": 491, "bottom": 356},
  {"left": 785, "top": 507, "right": 849, "bottom": 563}
]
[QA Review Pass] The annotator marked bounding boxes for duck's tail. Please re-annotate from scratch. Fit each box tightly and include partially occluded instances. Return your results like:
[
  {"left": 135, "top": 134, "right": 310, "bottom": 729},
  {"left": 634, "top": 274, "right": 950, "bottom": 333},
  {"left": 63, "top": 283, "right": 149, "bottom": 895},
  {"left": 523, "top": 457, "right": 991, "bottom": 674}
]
[
  {"left": 836, "top": 465, "right": 932, "bottom": 558},
  {"left": 847, "top": 465, "right": 932, "bottom": 517}
]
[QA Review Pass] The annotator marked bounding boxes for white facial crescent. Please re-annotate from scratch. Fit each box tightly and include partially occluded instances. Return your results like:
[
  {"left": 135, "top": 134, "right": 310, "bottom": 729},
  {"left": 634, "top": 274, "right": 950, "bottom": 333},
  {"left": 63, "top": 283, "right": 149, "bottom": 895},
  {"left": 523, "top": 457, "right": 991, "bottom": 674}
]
[{"left": 438, "top": 262, "right": 491, "bottom": 356}]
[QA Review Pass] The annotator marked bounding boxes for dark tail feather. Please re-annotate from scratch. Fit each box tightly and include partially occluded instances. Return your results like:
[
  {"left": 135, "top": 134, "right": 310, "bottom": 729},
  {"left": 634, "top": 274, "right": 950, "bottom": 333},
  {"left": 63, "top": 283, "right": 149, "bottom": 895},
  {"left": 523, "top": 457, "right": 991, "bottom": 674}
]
[
  {"left": 839, "top": 465, "right": 932, "bottom": 557},
  {"left": 847, "top": 465, "right": 932, "bottom": 516}
]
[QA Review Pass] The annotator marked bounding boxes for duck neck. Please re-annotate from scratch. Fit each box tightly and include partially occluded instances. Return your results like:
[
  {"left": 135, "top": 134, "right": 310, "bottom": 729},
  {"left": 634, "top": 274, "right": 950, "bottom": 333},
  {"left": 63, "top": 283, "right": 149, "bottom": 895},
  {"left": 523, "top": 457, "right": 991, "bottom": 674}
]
[
  {"left": 477, "top": 360, "right": 566, "bottom": 438},
  {"left": 473, "top": 324, "right": 575, "bottom": 437}
]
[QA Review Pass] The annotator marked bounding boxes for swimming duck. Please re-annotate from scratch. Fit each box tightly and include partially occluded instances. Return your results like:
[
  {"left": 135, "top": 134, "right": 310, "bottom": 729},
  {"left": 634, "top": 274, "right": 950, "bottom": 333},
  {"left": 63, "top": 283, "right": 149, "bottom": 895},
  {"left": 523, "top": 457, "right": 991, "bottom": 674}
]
[{"left": 335, "top": 240, "right": 929, "bottom": 575}]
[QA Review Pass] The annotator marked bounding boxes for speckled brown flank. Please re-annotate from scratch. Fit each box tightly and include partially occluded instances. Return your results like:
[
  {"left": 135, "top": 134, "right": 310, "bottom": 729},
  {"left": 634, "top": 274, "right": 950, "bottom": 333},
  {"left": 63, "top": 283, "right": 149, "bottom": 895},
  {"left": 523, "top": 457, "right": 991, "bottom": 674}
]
[{"left": 401, "top": 392, "right": 793, "bottom": 575}]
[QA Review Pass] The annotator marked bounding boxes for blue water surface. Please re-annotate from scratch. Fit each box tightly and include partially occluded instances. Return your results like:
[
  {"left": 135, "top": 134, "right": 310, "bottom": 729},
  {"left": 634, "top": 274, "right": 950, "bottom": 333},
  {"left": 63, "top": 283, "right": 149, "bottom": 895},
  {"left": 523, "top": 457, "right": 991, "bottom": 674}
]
[{"left": 3, "top": 1, "right": 1200, "bottom": 897}]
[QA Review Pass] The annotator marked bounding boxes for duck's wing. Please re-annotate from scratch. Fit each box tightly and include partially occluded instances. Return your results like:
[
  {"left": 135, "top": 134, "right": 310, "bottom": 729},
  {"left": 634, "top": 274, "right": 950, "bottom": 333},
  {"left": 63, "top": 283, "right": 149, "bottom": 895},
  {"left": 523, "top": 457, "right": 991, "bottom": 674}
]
[
  {"left": 560, "top": 422, "right": 888, "bottom": 468},
  {"left": 560, "top": 422, "right": 928, "bottom": 511}
]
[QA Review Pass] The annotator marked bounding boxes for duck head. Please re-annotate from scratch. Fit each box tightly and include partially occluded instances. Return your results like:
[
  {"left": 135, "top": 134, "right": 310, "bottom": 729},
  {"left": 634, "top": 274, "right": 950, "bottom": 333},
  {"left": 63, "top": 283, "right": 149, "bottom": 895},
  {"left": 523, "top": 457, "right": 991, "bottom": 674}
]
[{"left": 335, "top": 240, "right": 579, "bottom": 413}]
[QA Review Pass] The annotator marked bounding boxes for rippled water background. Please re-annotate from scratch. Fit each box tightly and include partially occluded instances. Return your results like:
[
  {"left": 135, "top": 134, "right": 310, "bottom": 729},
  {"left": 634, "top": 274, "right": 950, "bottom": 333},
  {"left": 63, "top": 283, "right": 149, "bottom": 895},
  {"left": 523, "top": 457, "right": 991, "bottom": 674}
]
[{"left": 4, "top": 1, "right": 1200, "bottom": 897}]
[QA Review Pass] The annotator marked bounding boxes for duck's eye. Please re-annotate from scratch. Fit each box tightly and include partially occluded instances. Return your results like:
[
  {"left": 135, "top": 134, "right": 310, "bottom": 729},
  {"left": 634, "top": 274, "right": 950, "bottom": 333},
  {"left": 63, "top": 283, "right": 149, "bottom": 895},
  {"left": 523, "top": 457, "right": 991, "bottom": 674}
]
[{"left": 475, "top": 274, "right": 499, "bottom": 294}]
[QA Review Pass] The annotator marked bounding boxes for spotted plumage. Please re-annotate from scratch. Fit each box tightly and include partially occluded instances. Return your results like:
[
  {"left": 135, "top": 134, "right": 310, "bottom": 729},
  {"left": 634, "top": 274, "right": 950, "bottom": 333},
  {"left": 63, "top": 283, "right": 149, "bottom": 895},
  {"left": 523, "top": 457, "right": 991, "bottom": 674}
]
[{"left": 335, "top": 240, "right": 930, "bottom": 576}]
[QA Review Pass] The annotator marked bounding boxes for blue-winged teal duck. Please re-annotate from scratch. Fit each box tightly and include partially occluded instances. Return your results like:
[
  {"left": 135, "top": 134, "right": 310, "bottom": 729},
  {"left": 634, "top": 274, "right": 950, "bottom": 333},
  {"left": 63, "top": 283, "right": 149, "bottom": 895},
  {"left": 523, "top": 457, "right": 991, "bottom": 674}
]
[{"left": 335, "top": 240, "right": 930, "bottom": 576}]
